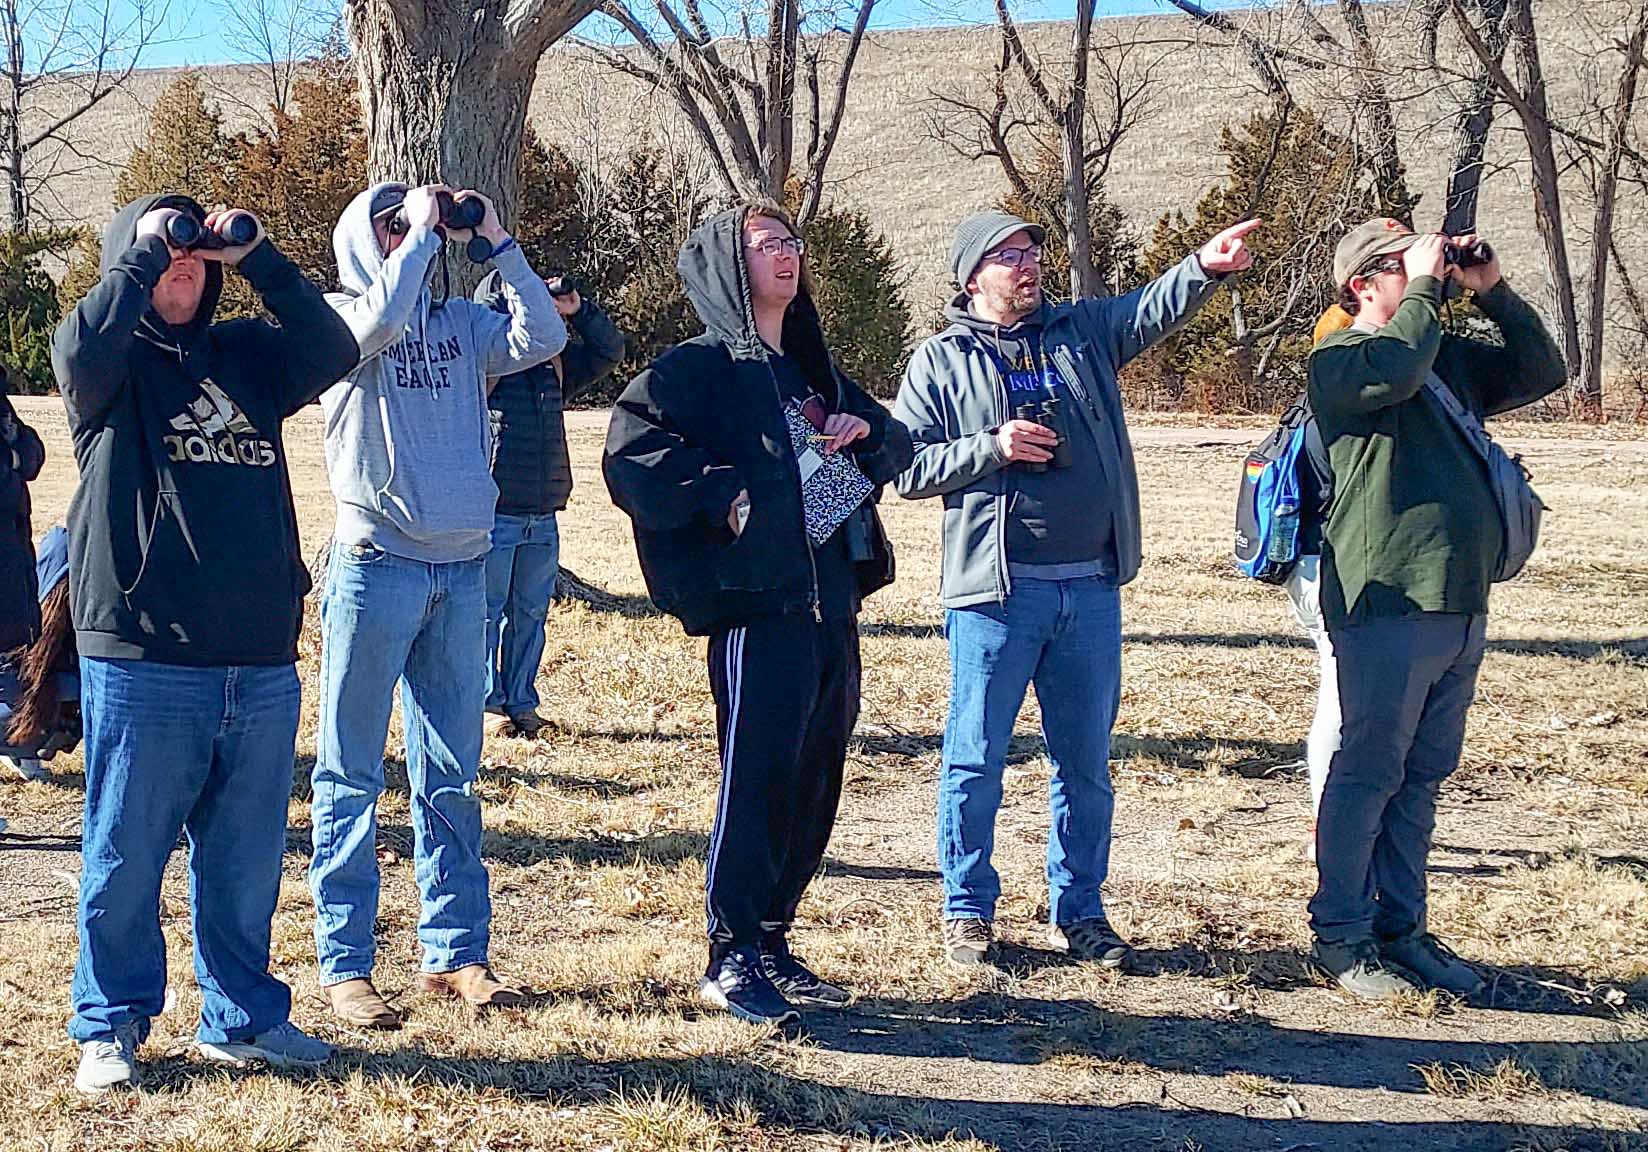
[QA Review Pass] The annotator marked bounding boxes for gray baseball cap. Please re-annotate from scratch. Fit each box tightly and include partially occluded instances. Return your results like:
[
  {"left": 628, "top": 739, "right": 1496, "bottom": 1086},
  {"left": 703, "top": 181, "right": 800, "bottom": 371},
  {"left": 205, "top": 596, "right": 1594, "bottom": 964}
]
[
  {"left": 1333, "top": 217, "right": 1420, "bottom": 289},
  {"left": 950, "top": 211, "right": 1046, "bottom": 290}
]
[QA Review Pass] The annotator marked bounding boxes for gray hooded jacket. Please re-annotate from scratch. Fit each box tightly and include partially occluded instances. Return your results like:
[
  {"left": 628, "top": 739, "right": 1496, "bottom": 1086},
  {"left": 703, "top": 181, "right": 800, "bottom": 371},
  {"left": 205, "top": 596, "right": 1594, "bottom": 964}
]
[
  {"left": 893, "top": 254, "right": 1219, "bottom": 607},
  {"left": 321, "top": 182, "right": 565, "bottom": 563}
]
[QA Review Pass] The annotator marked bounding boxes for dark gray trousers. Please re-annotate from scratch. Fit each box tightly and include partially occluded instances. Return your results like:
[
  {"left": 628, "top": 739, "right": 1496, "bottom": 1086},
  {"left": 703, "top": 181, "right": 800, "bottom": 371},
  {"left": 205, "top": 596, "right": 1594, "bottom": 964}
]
[{"left": 1308, "top": 612, "right": 1488, "bottom": 944}]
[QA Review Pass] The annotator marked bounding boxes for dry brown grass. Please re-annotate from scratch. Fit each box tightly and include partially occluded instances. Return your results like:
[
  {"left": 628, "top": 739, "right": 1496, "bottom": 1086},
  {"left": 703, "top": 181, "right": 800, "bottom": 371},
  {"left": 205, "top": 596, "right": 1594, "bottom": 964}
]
[{"left": 1, "top": 398, "right": 1646, "bottom": 1150}]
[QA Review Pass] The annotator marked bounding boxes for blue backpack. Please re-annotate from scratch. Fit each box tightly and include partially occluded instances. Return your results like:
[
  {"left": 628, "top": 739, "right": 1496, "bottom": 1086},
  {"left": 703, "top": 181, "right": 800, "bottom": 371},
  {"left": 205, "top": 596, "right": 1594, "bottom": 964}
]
[{"left": 1233, "top": 396, "right": 1331, "bottom": 583}]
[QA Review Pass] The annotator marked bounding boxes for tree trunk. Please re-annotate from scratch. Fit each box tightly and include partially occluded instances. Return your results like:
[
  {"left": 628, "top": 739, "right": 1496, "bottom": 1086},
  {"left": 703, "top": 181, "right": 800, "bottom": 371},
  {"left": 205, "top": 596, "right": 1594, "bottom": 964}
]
[
  {"left": 1488, "top": 0, "right": 1583, "bottom": 403},
  {"left": 1442, "top": 0, "right": 1509, "bottom": 234},
  {"left": 1337, "top": 0, "right": 1414, "bottom": 223},
  {"left": 1062, "top": 0, "right": 1097, "bottom": 300},
  {"left": 1582, "top": 4, "right": 1647, "bottom": 416},
  {"left": 344, "top": 0, "right": 595, "bottom": 291},
  {"left": 5, "top": 0, "right": 26, "bottom": 230}
]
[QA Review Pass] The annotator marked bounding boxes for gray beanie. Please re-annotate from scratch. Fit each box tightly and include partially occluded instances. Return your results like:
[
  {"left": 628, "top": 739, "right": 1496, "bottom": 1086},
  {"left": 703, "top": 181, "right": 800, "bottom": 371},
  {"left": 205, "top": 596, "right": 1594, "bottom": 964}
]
[{"left": 949, "top": 211, "right": 1046, "bottom": 290}]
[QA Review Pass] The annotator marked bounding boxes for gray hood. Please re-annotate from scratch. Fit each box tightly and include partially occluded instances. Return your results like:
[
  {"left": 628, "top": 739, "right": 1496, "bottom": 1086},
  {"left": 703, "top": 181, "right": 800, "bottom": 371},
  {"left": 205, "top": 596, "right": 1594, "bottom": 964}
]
[{"left": 333, "top": 181, "right": 441, "bottom": 305}]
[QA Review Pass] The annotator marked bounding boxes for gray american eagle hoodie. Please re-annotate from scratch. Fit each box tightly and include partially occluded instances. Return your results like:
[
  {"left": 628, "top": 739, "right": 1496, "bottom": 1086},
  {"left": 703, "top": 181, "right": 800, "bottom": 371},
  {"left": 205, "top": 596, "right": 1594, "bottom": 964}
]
[{"left": 321, "top": 182, "right": 565, "bottom": 563}]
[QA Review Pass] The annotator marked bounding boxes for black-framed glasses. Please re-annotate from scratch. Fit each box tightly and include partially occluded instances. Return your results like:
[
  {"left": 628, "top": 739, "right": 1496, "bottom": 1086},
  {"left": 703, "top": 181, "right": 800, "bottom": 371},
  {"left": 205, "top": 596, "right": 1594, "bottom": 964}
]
[
  {"left": 983, "top": 244, "right": 1043, "bottom": 269},
  {"left": 1355, "top": 257, "right": 1405, "bottom": 282},
  {"left": 748, "top": 236, "right": 805, "bottom": 257}
]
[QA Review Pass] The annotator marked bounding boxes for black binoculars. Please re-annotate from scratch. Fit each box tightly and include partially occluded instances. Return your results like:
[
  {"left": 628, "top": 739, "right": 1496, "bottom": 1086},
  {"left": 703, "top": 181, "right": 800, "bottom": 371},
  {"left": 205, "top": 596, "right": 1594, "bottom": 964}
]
[
  {"left": 166, "top": 213, "right": 258, "bottom": 251},
  {"left": 1014, "top": 398, "right": 1074, "bottom": 473},
  {"left": 435, "top": 191, "right": 486, "bottom": 232},
  {"left": 1444, "top": 240, "right": 1493, "bottom": 268}
]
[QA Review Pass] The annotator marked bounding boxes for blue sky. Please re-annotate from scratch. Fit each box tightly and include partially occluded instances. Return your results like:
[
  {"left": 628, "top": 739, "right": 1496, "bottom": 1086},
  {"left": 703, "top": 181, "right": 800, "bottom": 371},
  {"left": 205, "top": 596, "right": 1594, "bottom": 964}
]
[{"left": 134, "top": 0, "right": 1264, "bottom": 70}]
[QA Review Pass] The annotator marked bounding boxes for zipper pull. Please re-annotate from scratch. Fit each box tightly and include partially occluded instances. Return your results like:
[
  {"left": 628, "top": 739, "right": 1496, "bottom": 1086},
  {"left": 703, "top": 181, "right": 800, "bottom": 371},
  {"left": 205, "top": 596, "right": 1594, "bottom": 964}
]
[{"left": 812, "top": 601, "right": 823, "bottom": 623}]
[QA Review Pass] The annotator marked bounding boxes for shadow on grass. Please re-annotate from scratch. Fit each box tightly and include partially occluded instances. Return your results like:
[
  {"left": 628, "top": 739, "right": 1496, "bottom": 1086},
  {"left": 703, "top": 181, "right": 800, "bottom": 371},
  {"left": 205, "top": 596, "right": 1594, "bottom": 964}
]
[
  {"left": 807, "top": 991, "right": 1648, "bottom": 1111},
  {"left": 1123, "top": 630, "right": 1648, "bottom": 667},
  {"left": 131, "top": 1031, "right": 1645, "bottom": 1152}
]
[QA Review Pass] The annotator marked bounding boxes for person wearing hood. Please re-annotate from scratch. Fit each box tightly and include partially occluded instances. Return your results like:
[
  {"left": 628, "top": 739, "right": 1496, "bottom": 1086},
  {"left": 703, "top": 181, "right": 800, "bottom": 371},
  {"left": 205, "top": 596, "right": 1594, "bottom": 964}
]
[
  {"left": 49, "top": 194, "right": 360, "bottom": 1093},
  {"left": 892, "top": 211, "right": 1258, "bottom": 970},
  {"left": 604, "top": 199, "right": 912, "bottom": 1026},
  {"left": 309, "top": 182, "right": 563, "bottom": 1029},
  {"left": 472, "top": 270, "right": 625, "bottom": 739}
]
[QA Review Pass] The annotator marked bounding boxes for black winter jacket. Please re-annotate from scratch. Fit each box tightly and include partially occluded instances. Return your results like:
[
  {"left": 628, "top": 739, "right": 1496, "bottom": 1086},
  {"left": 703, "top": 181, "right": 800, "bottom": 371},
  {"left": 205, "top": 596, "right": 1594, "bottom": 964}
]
[
  {"left": 475, "top": 271, "right": 625, "bottom": 514},
  {"left": 603, "top": 209, "right": 913, "bottom": 636},
  {"left": 51, "top": 194, "right": 360, "bottom": 666},
  {"left": 1, "top": 387, "right": 47, "bottom": 652}
]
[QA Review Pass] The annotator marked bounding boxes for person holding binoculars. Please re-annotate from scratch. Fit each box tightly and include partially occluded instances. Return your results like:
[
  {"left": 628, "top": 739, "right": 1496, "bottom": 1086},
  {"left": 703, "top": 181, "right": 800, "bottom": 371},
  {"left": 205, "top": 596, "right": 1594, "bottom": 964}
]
[
  {"left": 1305, "top": 218, "right": 1565, "bottom": 1002},
  {"left": 308, "top": 182, "right": 565, "bottom": 1029},
  {"left": 50, "top": 193, "right": 360, "bottom": 1092},
  {"left": 893, "top": 209, "right": 1258, "bottom": 971}
]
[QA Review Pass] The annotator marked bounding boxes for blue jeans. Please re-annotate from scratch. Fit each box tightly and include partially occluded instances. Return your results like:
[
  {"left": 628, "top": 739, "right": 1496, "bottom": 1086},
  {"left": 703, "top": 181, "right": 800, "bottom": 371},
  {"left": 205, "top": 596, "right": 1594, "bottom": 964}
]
[
  {"left": 309, "top": 542, "right": 492, "bottom": 985},
  {"left": 70, "top": 657, "right": 299, "bottom": 1045},
  {"left": 483, "top": 511, "right": 560, "bottom": 716},
  {"left": 939, "top": 576, "right": 1122, "bottom": 925}
]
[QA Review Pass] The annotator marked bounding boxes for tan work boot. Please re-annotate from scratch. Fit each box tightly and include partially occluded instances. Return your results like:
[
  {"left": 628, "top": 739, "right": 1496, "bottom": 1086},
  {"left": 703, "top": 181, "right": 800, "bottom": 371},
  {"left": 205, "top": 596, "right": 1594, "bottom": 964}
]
[
  {"left": 323, "top": 978, "right": 403, "bottom": 1030},
  {"left": 416, "top": 964, "right": 524, "bottom": 1008}
]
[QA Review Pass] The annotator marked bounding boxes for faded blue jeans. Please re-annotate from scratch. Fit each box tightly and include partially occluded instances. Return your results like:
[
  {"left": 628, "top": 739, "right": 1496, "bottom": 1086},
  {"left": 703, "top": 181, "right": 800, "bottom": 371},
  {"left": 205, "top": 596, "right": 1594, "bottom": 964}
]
[
  {"left": 483, "top": 511, "right": 560, "bottom": 717},
  {"left": 309, "top": 541, "right": 492, "bottom": 985},
  {"left": 938, "top": 576, "right": 1122, "bottom": 926},
  {"left": 70, "top": 657, "right": 299, "bottom": 1045}
]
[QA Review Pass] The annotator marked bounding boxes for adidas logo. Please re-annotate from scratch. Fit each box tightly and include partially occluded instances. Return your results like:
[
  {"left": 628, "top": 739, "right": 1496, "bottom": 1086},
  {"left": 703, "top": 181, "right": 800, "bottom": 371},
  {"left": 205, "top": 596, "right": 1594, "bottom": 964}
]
[{"left": 163, "top": 379, "right": 276, "bottom": 467}]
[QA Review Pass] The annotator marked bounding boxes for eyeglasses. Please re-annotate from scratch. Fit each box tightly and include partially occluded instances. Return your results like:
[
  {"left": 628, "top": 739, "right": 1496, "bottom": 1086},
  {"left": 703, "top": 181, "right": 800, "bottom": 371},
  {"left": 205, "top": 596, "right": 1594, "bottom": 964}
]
[
  {"left": 1355, "top": 257, "right": 1405, "bottom": 282},
  {"left": 983, "top": 245, "right": 1043, "bottom": 269},
  {"left": 748, "top": 236, "right": 805, "bottom": 257}
]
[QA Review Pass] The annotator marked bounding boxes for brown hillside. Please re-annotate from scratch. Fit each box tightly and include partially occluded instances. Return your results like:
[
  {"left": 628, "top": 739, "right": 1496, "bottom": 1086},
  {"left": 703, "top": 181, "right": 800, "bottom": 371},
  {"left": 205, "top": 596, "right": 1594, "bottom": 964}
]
[{"left": 21, "top": 3, "right": 1648, "bottom": 365}]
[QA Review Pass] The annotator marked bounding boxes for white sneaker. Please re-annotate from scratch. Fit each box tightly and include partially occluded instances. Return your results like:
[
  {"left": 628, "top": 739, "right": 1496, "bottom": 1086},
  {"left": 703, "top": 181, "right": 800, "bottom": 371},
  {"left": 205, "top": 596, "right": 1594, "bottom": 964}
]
[
  {"left": 75, "top": 1024, "right": 141, "bottom": 1094},
  {"left": 5, "top": 755, "right": 47, "bottom": 781},
  {"left": 197, "top": 1020, "right": 334, "bottom": 1069}
]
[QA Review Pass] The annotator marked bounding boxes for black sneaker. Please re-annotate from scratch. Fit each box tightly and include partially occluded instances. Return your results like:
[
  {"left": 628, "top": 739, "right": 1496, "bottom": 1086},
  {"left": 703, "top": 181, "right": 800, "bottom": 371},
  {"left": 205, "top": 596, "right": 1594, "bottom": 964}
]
[
  {"left": 1380, "top": 932, "right": 1484, "bottom": 997},
  {"left": 760, "top": 939, "right": 850, "bottom": 1007},
  {"left": 1311, "top": 937, "right": 1422, "bottom": 1001},
  {"left": 1050, "top": 917, "right": 1133, "bottom": 969},
  {"left": 943, "top": 917, "right": 996, "bottom": 968},
  {"left": 700, "top": 946, "right": 800, "bottom": 1026}
]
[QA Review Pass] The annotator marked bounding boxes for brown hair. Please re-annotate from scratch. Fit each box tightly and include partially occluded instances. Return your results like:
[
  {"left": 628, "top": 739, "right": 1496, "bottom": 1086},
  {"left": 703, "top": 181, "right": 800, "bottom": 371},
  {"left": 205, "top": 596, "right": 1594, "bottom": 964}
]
[
  {"left": 740, "top": 198, "right": 817, "bottom": 299},
  {"left": 5, "top": 581, "right": 75, "bottom": 749},
  {"left": 1337, "top": 283, "right": 1362, "bottom": 317}
]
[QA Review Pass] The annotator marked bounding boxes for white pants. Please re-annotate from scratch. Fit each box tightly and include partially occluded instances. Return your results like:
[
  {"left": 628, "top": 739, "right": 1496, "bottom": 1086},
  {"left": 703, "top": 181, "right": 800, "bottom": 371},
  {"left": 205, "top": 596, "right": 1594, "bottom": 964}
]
[{"left": 1285, "top": 555, "right": 1340, "bottom": 819}]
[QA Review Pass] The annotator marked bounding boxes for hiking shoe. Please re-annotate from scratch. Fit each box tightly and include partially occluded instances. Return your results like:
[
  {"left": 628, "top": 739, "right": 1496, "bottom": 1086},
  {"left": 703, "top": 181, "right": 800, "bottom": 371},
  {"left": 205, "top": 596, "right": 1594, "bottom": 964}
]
[
  {"left": 1311, "top": 937, "right": 1422, "bottom": 1001},
  {"left": 1050, "top": 918, "right": 1134, "bottom": 969},
  {"left": 198, "top": 1021, "right": 334, "bottom": 1069},
  {"left": 75, "top": 1022, "right": 141, "bottom": 1094},
  {"left": 5, "top": 755, "right": 46, "bottom": 781},
  {"left": 508, "top": 709, "right": 550, "bottom": 737},
  {"left": 323, "top": 977, "right": 403, "bottom": 1030},
  {"left": 943, "top": 917, "right": 996, "bottom": 968},
  {"left": 700, "top": 947, "right": 799, "bottom": 1026},
  {"left": 760, "top": 939, "right": 850, "bottom": 1007},
  {"left": 1380, "top": 932, "right": 1485, "bottom": 997},
  {"left": 416, "top": 964, "right": 525, "bottom": 1009}
]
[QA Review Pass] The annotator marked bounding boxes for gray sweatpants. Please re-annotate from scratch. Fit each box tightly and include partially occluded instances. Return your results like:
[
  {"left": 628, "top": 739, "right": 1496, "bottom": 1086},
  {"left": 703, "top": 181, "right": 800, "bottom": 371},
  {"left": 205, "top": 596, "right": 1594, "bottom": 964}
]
[{"left": 1308, "top": 612, "right": 1487, "bottom": 944}]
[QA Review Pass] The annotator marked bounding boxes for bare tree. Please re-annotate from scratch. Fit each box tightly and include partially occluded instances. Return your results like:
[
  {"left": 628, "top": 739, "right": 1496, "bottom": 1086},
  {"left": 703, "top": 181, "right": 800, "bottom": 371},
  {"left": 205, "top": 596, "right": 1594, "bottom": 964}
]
[
  {"left": 926, "top": 2, "right": 1162, "bottom": 298},
  {"left": 580, "top": 0, "right": 875, "bottom": 224},
  {"left": 1448, "top": 0, "right": 1585, "bottom": 403},
  {"left": 1335, "top": 0, "right": 1416, "bottom": 221},
  {"left": 2, "top": 0, "right": 166, "bottom": 231},
  {"left": 1421, "top": 0, "right": 1511, "bottom": 233},
  {"left": 342, "top": 0, "right": 596, "bottom": 277},
  {"left": 213, "top": 0, "right": 337, "bottom": 121},
  {"left": 1579, "top": 1, "right": 1648, "bottom": 412}
]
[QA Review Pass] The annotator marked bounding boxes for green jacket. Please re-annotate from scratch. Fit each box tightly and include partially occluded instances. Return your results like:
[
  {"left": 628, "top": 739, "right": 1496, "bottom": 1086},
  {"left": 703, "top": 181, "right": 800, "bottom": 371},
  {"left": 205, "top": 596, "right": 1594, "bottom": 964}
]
[{"left": 1307, "top": 276, "right": 1566, "bottom": 628}]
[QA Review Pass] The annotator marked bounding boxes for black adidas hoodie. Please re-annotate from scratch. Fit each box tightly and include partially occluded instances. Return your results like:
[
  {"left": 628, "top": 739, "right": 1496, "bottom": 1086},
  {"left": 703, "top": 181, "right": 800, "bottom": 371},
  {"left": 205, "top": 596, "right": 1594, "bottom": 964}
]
[
  {"left": 51, "top": 194, "right": 360, "bottom": 666},
  {"left": 602, "top": 208, "right": 912, "bottom": 636}
]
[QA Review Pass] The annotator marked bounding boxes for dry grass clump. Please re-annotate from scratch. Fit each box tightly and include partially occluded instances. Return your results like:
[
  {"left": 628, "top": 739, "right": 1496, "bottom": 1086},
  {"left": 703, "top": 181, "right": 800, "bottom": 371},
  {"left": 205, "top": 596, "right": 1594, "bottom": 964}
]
[{"left": 1415, "top": 1057, "right": 1548, "bottom": 1101}]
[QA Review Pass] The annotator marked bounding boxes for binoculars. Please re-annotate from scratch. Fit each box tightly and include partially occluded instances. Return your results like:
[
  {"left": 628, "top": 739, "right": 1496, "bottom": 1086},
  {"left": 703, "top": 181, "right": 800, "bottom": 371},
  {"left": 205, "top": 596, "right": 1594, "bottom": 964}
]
[
  {"left": 384, "top": 191, "right": 492, "bottom": 261},
  {"left": 1444, "top": 240, "right": 1493, "bottom": 268},
  {"left": 165, "top": 213, "right": 258, "bottom": 251},
  {"left": 1014, "top": 398, "right": 1074, "bottom": 473}
]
